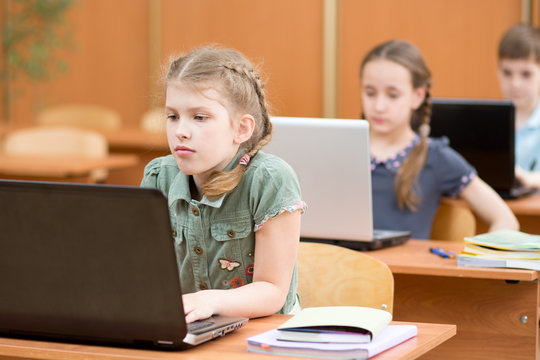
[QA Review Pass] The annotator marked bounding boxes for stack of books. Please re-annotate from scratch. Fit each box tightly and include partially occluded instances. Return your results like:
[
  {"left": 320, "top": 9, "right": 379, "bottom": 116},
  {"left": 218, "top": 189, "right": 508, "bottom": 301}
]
[
  {"left": 457, "top": 230, "right": 540, "bottom": 271},
  {"left": 246, "top": 306, "right": 417, "bottom": 359}
]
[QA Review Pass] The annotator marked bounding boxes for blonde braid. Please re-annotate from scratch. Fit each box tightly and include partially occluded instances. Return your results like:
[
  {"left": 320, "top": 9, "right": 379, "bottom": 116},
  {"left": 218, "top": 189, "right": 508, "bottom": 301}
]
[
  {"left": 395, "top": 88, "right": 431, "bottom": 210},
  {"left": 202, "top": 62, "right": 273, "bottom": 200}
]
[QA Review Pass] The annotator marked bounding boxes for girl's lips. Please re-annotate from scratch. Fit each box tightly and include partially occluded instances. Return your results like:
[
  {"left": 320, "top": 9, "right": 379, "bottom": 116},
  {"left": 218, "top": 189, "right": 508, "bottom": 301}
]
[
  {"left": 174, "top": 146, "right": 195, "bottom": 156},
  {"left": 372, "top": 117, "right": 385, "bottom": 124}
]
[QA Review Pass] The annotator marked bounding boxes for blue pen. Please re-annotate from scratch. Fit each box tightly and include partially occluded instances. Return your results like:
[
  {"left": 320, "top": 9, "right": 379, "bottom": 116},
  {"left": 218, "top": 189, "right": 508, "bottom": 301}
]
[{"left": 429, "top": 247, "right": 455, "bottom": 259}]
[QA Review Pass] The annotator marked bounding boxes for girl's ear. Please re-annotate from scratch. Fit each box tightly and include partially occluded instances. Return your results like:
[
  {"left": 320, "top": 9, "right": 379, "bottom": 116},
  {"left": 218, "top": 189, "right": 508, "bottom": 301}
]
[
  {"left": 233, "top": 114, "right": 255, "bottom": 144},
  {"left": 411, "top": 85, "right": 427, "bottom": 110}
]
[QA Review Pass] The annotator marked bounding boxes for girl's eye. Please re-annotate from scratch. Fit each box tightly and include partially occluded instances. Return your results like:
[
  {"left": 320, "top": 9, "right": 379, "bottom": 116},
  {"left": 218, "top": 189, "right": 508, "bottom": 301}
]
[
  {"left": 364, "top": 89, "right": 376, "bottom": 97},
  {"left": 521, "top": 71, "right": 531, "bottom": 79},
  {"left": 388, "top": 92, "right": 399, "bottom": 99},
  {"left": 502, "top": 69, "right": 512, "bottom": 77},
  {"left": 194, "top": 114, "right": 208, "bottom": 121},
  {"left": 167, "top": 114, "right": 178, "bottom": 121}
]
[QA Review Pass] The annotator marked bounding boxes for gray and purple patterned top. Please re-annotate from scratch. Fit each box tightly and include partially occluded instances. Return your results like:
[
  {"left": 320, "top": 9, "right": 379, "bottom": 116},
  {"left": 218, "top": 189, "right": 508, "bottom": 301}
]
[{"left": 371, "top": 136, "right": 476, "bottom": 239}]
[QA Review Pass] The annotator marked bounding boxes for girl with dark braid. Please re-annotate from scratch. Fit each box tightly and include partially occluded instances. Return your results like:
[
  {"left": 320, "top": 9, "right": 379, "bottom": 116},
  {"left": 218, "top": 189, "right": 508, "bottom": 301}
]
[
  {"left": 141, "top": 46, "right": 305, "bottom": 323},
  {"left": 360, "top": 40, "right": 518, "bottom": 239}
]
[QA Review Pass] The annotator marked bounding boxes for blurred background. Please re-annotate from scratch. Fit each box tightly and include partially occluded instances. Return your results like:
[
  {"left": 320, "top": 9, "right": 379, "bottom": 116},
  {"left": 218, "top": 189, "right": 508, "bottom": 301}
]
[{"left": 1, "top": 0, "right": 538, "bottom": 127}]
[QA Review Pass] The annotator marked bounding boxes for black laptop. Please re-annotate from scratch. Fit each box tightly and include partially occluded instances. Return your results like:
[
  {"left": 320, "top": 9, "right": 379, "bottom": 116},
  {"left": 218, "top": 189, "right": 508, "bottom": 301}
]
[
  {"left": 0, "top": 180, "right": 247, "bottom": 349},
  {"left": 430, "top": 98, "right": 536, "bottom": 199}
]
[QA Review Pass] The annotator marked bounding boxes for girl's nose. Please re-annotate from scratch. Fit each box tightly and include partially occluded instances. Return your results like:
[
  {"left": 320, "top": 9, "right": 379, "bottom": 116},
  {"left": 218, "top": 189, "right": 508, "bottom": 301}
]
[
  {"left": 374, "top": 96, "right": 386, "bottom": 112},
  {"left": 510, "top": 75, "right": 521, "bottom": 89},
  {"left": 175, "top": 118, "right": 190, "bottom": 139}
]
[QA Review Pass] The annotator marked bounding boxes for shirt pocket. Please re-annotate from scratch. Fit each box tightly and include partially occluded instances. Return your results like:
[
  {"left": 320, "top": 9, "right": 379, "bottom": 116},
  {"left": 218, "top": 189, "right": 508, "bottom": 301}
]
[
  {"left": 210, "top": 215, "right": 252, "bottom": 242},
  {"left": 210, "top": 213, "right": 253, "bottom": 288}
]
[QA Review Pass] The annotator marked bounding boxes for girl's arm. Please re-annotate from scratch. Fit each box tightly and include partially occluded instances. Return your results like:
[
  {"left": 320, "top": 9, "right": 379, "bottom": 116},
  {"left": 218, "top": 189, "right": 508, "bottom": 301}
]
[
  {"left": 459, "top": 177, "right": 519, "bottom": 232},
  {"left": 182, "top": 210, "right": 301, "bottom": 323}
]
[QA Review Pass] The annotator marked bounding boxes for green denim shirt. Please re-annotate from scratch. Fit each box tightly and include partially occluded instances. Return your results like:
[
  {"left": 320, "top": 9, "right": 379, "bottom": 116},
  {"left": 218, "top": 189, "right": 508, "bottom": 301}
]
[{"left": 140, "top": 151, "right": 305, "bottom": 314}]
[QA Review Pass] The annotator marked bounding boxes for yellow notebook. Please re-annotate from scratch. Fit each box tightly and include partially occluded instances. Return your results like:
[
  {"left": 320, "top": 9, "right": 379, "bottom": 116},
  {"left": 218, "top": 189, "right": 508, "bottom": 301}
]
[{"left": 277, "top": 306, "right": 392, "bottom": 343}]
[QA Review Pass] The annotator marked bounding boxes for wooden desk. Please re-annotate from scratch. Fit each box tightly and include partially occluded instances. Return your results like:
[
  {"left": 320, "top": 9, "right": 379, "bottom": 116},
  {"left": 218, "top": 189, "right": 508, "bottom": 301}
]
[
  {"left": 0, "top": 154, "right": 138, "bottom": 183},
  {"left": 100, "top": 127, "right": 169, "bottom": 186},
  {"left": 101, "top": 127, "right": 168, "bottom": 151},
  {"left": 0, "top": 315, "right": 455, "bottom": 360},
  {"left": 369, "top": 240, "right": 539, "bottom": 360}
]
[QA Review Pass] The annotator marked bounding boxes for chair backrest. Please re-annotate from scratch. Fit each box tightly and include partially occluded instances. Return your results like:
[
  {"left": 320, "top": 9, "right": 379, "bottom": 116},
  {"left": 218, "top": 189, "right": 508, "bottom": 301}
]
[
  {"left": 430, "top": 200, "right": 476, "bottom": 242},
  {"left": 3, "top": 125, "right": 109, "bottom": 183},
  {"left": 36, "top": 104, "right": 122, "bottom": 131},
  {"left": 3, "top": 126, "right": 108, "bottom": 159},
  {"left": 140, "top": 107, "right": 166, "bottom": 133},
  {"left": 297, "top": 242, "right": 394, "bottom": 314}
]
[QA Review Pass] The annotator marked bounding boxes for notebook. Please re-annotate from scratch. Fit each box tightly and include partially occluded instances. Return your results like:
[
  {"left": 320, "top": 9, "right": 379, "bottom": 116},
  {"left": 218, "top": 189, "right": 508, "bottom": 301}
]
[
  {"left": 430, "top": 98, "right": 536, "bottom": 199},
  {"left": 264, "top": 116, "right": 410, "bottom": 251},
  {"left": 0, "top": 179, "right": 247, "bottom": 349}
]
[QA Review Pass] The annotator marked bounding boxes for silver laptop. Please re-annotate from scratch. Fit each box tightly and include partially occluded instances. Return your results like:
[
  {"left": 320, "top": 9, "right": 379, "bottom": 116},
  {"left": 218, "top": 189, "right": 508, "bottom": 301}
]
[
  {"left": 264, "top": 116, "right": 410, "bottom": 251},
  {"left": 0, "top": 179, "right": 247, "bottom": 349}
]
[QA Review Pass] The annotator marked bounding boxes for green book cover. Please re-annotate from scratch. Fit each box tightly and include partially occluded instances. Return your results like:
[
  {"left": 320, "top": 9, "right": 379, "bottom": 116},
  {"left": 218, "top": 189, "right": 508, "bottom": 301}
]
[{"left": 464, "top": 230, "right": 540, "bottom": 251}]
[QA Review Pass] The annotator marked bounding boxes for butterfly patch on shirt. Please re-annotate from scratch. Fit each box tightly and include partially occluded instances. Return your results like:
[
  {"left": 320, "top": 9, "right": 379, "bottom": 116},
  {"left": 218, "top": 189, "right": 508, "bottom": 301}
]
[{"left": 218, "top": 258, "right": 241, "bottom": 271}]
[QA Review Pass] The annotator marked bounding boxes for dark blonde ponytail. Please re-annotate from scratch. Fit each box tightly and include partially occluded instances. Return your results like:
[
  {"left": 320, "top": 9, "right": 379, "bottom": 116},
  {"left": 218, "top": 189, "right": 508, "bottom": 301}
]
[
  {"left": 164, "top": 47, "right": 273, "bottom": 200},
  {"left": 360, "top": 40, "right": 432, "bottom": 211},
  {"left": 395, "top": 89, "right": 431, "bottom": 210}
]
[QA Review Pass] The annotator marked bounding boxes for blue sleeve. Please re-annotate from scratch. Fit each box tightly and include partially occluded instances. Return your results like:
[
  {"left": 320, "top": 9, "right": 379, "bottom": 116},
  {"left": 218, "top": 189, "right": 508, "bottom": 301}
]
[{"left": 430, "top": 138, "right": 477, "bottom": 197}]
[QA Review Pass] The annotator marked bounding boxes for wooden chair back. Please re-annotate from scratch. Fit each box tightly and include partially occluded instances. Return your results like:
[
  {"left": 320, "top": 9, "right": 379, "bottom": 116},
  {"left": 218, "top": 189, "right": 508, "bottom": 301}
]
[
  {"left": 3, "top": 126, "right": 109, "bottom": 182},
  {"left": 297, "top": 241, "right": 394, "bottom": 314},
  {"left": 430, "top": 200, "right": 476, "bottom": 242},
  {"left": 4, "top": 126, "right": 108, "bottom": 158},
  {"left": 141, "top": 107, "right": 166, "bottom": 133},
  {"left": 36, "top": 104, "right": 122, "bottom": 131}
]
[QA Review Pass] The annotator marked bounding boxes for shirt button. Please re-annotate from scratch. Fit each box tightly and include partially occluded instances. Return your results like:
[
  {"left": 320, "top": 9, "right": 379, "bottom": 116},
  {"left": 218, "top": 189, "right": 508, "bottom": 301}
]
[
  {"left": 227, "top": 229, "right": 236, "bottom": 238},
  {"left": 194, "top": 246, "right": 203, "bottom": 255},
  {"left": 199, "top": 284, "right": 208, "bottom": 290},
  {"left": 192, "top": 208, "right": 200, "bottom": 216},
  {"left": 172, "top": 229, "right": 177, "bottom": 237}
]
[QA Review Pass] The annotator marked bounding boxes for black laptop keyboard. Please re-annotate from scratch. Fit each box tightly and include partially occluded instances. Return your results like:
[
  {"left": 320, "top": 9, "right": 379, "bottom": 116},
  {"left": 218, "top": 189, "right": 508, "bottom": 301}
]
[{"left": 187, "top": 319, "right": 215, "bottom": 332}]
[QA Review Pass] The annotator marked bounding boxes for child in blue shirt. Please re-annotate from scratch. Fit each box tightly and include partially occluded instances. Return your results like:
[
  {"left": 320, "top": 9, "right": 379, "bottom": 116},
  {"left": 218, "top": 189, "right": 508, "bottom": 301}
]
[
  {"left": 497, "top": 24, "right": 540, "bottom": 188},
  {"left": 360, "top": 40, "right": 518, "bottom": 239},
  {"left": 141, "top": 47, "right": 305, "bottom": 323}
]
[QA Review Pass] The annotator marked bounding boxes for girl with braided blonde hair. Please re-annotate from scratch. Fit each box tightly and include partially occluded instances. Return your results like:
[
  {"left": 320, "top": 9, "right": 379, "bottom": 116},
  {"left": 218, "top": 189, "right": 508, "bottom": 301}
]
[
  {"left": 141, "top": 46, "right": 305, "bottom": 323},
  {"left": 360, "top": 40, "right": 518, "bottom": 239}
]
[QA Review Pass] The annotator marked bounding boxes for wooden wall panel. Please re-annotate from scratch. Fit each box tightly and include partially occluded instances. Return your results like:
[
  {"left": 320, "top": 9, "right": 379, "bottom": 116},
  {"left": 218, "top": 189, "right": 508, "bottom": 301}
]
[
  {"left": 9, "top": 0, "right": 150, "bottom": 127},
  {"left": 338, "top": 0, "right": 523, "bottom": 119},
  {"left": 533, "top": 0, "right": 540, "bottom": 26},
  {"left": 3, "top": 0, "right": 531, "bottom": 127},
  {"left": 159, "top": 0, "right": 323, "bottom": 118},
  {"left": 0, "top": 3, "right": 5, "bottom": 123}
]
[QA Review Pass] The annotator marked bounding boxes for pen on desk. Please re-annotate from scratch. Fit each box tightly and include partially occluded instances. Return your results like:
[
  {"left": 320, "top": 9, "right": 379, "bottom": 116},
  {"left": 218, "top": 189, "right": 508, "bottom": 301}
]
[{"left": 429, "top": 247, "right": 456, "bottom": 259}]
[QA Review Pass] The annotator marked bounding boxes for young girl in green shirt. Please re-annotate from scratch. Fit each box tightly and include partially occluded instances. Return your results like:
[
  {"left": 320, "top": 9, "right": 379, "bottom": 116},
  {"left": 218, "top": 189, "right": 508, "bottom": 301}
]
[{"left": 141, "top": 47, "right": 305, "bottom": 323}]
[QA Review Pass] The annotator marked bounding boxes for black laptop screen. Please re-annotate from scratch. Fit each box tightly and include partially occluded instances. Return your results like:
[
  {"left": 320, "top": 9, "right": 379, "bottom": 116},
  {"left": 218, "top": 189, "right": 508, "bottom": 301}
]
[{"left": 430, "top": 98, "right": 515, "bottom": 191}]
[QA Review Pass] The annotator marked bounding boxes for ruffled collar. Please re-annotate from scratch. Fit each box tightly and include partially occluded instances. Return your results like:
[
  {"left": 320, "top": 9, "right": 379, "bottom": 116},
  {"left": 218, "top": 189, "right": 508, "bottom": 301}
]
[{"left": 370, "top": 135, "right": 423, "bottom": 172}]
